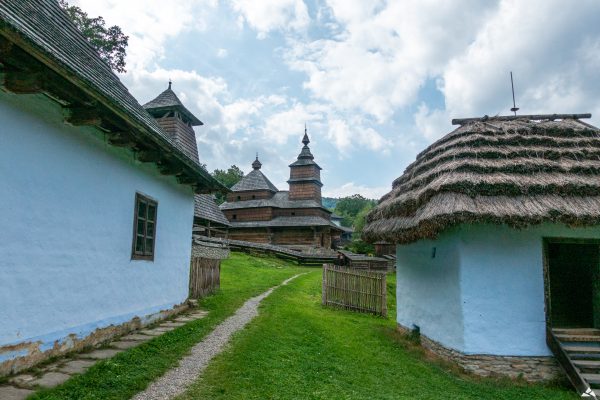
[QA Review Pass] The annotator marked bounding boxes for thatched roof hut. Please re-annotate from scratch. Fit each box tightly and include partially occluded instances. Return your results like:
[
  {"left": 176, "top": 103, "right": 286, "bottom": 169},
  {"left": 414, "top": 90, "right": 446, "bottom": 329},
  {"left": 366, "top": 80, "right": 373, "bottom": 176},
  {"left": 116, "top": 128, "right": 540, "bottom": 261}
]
[{"left": 363, "top": 114, "right": 600, "bottom": 244}]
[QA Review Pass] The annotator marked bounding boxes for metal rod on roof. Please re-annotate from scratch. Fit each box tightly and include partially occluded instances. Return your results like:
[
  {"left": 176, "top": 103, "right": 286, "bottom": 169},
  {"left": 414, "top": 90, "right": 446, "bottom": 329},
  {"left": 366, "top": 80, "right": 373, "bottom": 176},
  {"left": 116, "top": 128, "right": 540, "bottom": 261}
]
[{"left": 510, "top": 71, "right": 519, "bottom": 116}]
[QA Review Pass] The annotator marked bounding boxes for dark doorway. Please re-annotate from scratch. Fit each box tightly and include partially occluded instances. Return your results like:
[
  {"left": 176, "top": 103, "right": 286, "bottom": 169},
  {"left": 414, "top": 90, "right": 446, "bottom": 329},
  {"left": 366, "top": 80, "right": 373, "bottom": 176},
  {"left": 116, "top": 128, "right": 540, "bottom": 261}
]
[{"left": 547, "top": 241, "right": 600, "bottom": 328}]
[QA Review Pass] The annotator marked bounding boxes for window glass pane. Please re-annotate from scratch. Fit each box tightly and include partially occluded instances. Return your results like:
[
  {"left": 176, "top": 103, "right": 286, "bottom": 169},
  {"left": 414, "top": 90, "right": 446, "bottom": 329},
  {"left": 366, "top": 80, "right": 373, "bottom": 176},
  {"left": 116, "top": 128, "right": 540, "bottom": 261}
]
[
  {"left": 135, "top": 236, "right": 144, "bottom": 253},
  {"left": 145, "top": 238, "right": 154, "bottom": 254},
  {"left": 146, "top": 221, "right": 154, "bottom": 238},
  {"left": 137, "top": 220, "right": 145, "bottom": 235},
  {"left": 147, "top": 204, "right": 156, "bottom": 222},
  {"left": 138, "top": 200, "right": 147, "bottom": 219}
]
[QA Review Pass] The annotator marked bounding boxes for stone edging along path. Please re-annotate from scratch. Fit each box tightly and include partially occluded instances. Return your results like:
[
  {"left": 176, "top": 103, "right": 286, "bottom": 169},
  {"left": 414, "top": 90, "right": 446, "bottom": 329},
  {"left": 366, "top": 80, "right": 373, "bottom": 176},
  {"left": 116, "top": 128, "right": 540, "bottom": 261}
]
[
  {"left": 132, "top": 273, "right": 306, "bottom": 400},
  {"left": 0, "top": 310, "right": 209, "bottom": 400}
]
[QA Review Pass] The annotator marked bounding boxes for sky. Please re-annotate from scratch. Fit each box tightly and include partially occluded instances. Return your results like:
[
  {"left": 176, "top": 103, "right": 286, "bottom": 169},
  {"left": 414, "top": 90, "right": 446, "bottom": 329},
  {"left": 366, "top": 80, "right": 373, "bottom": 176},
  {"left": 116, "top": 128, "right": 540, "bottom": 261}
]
[{"left": 72, "top": 0, "right": 600, "bottom": 199}]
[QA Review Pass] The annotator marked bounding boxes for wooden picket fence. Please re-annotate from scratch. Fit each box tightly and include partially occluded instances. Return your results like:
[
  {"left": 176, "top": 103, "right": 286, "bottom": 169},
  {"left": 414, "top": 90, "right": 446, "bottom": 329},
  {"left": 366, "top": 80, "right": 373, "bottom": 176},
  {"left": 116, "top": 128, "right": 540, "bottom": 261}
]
[
  {"left": 189, "top": 257, "right": 220, "bottom": 298},
  {"left": 321, "top": 264, "right": 387, "bottom": 317}
]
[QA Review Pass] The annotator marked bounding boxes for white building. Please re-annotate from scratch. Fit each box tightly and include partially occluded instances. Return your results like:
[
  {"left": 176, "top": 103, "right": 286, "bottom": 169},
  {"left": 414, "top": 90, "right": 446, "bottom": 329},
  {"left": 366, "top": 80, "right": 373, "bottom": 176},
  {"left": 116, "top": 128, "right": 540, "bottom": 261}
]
[
  {"left": 364, "top": 114, "right": 600, "bottom": 385},
  {"left": 0, "top": 0, "right": 224, "bottom": 375}
]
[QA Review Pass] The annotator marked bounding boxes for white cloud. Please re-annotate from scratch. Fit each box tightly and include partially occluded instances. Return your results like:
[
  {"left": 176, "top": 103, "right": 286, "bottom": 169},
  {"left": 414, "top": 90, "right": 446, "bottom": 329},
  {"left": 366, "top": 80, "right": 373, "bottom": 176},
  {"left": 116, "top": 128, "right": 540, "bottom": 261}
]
[
  {"left": 323, "top": 182, "right": 389, "bottom": 200},
  {"left": 70, "top": 0, "right": 600, "bottom": 191},
  {"left": 286, "top": 0, "right": 497, "bottom": 122},
  {"left": 262, "top": 102, "right": 326, "bottom": 144},
  {"left": 230, "top": 0, "right": 310, "bottom": 39},
  {"left": 440, "top": 0, "right": 600, "bottom": 125},
  {"left": 72, "top": 0, "right": 217, "bottom": 69},
  {"left": 325, "top": 118, "right": 390, "bottom": 154},
  {"left": 414, "top": 103, "right": 452, "bottom": 142}
]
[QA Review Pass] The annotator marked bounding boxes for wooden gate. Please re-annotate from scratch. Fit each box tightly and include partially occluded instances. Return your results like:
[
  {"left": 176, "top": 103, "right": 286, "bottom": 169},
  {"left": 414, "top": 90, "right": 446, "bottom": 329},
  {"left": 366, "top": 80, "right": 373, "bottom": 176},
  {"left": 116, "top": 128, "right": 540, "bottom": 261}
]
[
  {"left": 322, "top": 264, "right": 387, "bottom": 316},
  {"left": 189, "top": 257, "right": 220, "bottom": 298}
]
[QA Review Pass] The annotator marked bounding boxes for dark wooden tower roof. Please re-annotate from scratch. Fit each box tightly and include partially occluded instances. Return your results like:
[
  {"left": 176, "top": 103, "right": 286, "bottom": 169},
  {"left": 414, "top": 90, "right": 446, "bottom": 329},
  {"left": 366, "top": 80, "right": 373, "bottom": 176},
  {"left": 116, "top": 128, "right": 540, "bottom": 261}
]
[
  {"left": 231, "top": 156, "right": 279, "bottom": 192},
  {"left": 289, "top": 127, "right": 322, "bottom": 169},
  {"left": 143, "top": 82, "right": 203, "bottom": 126},
  {"left": 363, "top": 113, "right": 600, "bottom": 244}
]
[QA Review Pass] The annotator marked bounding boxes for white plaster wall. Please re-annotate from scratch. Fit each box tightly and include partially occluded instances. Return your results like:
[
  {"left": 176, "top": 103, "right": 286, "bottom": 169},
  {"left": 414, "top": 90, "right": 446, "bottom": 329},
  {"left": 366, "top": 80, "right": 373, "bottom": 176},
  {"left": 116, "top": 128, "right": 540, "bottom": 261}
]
[
  {"left": 0, "top": 93, "right": 195, "bottom": 357},
  {"left": 396, "top": 230, "right": 464, "bottom": 351},
  {"left": 459, "top": 223, "right": 600, "bottom": 356}
]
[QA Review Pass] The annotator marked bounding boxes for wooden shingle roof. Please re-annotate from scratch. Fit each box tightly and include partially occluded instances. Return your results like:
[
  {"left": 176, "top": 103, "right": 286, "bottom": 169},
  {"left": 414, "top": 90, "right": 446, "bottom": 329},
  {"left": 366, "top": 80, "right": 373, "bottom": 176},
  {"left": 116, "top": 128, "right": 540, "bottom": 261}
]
[
  {"left": 143, "top": 85, "right": 203, "bottom": 126},
  {"left": 363, "top": 114, "right": 600, "bottom": 244},
  {"left": 0, "top": 0, "right": 226, "bottom": 194},
  {"left": 231, "top": 169, "right": 279, "bottom": 192},
  {"left": 194, "top": 194, "right": 230, "bottom": 226},
  {"left": 229, "top": 216, "right": 341, "bottom": 229},
  {"left": 220, "top": 191, "right": 328, "bottom": 211}
]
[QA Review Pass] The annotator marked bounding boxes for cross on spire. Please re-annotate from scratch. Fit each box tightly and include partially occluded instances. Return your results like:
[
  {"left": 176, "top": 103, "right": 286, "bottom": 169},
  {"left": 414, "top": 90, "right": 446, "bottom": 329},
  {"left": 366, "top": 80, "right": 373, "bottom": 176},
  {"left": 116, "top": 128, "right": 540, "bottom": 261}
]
[{"left": 168, "top": 79, "right": 172, "bottom": 90}]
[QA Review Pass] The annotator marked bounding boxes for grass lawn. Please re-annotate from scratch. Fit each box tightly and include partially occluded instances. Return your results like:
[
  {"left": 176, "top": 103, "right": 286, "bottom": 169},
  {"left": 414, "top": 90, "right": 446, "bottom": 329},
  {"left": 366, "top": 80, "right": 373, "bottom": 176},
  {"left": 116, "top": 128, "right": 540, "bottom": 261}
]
[
  {"left": 179, "top": 270, "right": 578, "bottom": 400},
  {"left": 30, "top": 252, "right": 307, "bottom": 400}
]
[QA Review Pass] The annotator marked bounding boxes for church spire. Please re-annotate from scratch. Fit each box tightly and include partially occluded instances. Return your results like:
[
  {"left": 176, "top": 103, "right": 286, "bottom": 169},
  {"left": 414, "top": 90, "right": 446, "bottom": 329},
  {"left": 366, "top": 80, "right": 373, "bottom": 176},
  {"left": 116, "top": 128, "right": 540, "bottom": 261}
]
[
  {"left": 302, "top": 124, "right": 310, "bottom": 146},
  {"left": 288, "top": 126, "right": 323, "bottom": 202}
]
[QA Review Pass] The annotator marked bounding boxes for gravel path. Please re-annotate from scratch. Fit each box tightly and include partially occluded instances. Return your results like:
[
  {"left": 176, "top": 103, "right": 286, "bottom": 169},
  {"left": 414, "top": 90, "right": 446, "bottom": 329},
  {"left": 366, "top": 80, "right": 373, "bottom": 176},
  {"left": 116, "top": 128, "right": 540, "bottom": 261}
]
[{"left": 132, "top": 273, "right": 305, "bottom": 400}]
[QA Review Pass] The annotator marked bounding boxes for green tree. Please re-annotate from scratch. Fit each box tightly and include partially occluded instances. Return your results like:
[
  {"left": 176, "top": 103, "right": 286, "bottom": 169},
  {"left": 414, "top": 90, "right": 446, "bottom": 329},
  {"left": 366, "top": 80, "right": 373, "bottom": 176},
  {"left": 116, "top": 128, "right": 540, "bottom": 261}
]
[
  {"left": 353, "top": 203, "right": 374, "bottom": 233},
  {"left": 212, "top": 165, "right": 244, "bottom": 204},
  {"left": 333, "top": 194, "right": 376, "bottom": 228},
  {"left": 59, "top": 1, "right": 128, "bottom": 73}
]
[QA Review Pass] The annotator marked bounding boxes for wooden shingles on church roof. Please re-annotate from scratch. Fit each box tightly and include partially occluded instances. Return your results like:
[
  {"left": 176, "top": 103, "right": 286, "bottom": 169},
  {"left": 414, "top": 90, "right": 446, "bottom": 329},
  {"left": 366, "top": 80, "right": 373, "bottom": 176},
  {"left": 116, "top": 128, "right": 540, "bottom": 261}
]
[
  {"left": 363, "top": 114, "right": 600, "bottom": 244},
  {"left": 143, "top": 86, "right": 203, "bottom": 126},
  {"left": 194, "top": 194, "right": 230, "bottom": 226},
  {"left": 229, "top": 215, "right": 338, "bottom": 228},
  {"left": 0, "top": 0, "right": 226, "bottom": 194},
  {"left": 220, "top": 191, "right": 329, "bottom": 211},
  {"left": 230, "top": 169, "right": 279, "bottom": 192}
]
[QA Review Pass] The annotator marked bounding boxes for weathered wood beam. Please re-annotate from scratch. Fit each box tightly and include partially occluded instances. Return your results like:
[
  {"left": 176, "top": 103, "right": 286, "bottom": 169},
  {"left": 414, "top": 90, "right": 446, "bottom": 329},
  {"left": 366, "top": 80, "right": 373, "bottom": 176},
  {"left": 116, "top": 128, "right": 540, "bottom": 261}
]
[
  {"left": 3, "top": 70, "right": 44, "bottom": 93},
  {"left": 137, "top": 149, "right": 162, "bottom": 163},
  {"left": 177, "top": 175, "right": 198, "bottom": 185},
  {"left": 106, "top": 131, "right": 137, "bottom": 147},
  {"left": 158, "top": 161, "right": 184, "bottom": 176},
  {"left": 0, "top": 36, "right": 14, "bottom": 61},
  {"left": 65, "top": 105, "right": 102, "bottom": 126}
]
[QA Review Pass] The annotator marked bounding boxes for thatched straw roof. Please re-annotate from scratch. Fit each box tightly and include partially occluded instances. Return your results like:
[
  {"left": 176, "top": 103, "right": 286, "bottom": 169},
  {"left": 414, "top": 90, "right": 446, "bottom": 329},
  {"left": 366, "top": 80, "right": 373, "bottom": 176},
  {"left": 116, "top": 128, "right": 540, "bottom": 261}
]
[{"left": 363, "top": 114, "right": 600, "bottom": 244}]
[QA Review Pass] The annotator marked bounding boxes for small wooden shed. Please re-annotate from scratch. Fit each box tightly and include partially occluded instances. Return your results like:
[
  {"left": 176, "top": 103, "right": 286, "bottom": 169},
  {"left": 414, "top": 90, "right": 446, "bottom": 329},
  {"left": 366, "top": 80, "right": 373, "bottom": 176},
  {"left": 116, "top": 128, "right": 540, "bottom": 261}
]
[{"left": 337, "top": 250, "right": 390, "bottom": 271}]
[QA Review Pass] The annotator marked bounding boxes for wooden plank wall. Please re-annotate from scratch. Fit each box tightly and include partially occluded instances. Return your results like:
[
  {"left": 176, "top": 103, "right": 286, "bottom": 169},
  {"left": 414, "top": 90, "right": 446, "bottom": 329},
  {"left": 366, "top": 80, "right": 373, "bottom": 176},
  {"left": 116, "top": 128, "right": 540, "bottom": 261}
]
[
  {"left": 322, "top": 264, "right": 387, "bottom": 316},
  {"left": 189, "top": 257, "right": 220, "bottom": 298}
]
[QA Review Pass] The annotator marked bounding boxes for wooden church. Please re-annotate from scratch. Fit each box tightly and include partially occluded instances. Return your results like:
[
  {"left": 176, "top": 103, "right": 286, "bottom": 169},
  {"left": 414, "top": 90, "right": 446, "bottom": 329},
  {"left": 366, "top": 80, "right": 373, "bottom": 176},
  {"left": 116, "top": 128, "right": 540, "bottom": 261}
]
[{"left": 220, "top": 130, "right": 343, "bottom": 251}]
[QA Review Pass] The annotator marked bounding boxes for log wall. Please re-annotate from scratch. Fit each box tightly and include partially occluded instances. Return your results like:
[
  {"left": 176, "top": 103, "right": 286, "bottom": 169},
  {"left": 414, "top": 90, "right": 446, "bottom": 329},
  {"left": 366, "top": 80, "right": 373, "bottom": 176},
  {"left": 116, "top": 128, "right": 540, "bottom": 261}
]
[
  {"left": 289, "top": 181, "right": 321, "bottom": 201},
  {"left": 272, "top": 208, "right": 329, "bottom": 219},
  {"left": 228, "top": 226, "right": 333, "bottom": 248},
  {"left": 228, "top": 228, "right": 271, "bottom": 243},
  {"left": 290, "top": 165, "right": 320, "bottom": 179},
  {"left": 155, "top": 116, "right": 199, "bottom": 161},
  {"left": 226, "top": 190, "right": 273, "bottom": 202},
  {"left": 223, "top": 207, "right": 273, "bottom": 221}
]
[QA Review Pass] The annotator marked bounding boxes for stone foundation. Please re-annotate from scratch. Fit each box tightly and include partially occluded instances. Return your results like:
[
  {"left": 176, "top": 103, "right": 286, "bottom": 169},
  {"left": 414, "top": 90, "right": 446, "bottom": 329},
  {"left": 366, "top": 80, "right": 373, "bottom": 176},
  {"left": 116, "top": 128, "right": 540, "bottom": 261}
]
[
  {"left": 397, "top": 324, "right": 561, "bottom": 382},
  {"left": 0, "top": 302, "right": 190, "bottom": 377}
]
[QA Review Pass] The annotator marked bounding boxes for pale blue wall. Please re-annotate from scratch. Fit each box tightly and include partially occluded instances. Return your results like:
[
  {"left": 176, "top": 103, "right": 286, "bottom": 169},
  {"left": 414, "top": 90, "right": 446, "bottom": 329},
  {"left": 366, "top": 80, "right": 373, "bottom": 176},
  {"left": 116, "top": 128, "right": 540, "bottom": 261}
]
[
  {"left": 0, "top": 92, "right": 195, "bottom": 358},
  {"left": 460, "top": 223, "right": 600, "bottom": 356},
  {"left": 396, "top": 222, "right": 600, "bottom": 357},
  {"left": 396, "top": 230, "right": 464, "bottom": 351}
]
